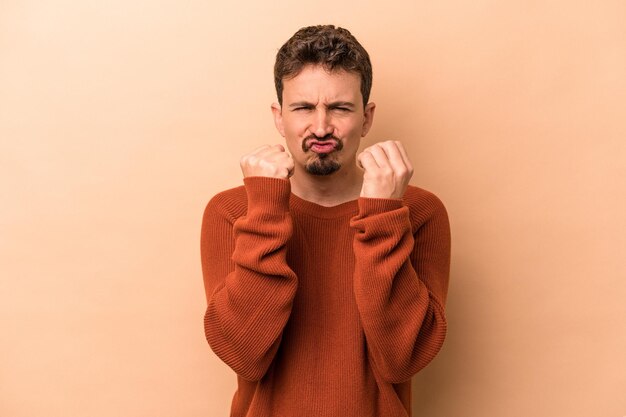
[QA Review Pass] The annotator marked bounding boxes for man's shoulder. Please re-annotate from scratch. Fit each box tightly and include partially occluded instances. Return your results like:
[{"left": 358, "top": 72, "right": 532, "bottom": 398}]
[
  {"left": 202, "top": 183, "right": 248, "bottom": 223},
  {"left": 402, "top": 184, "right": 449, "bottom": 225}
]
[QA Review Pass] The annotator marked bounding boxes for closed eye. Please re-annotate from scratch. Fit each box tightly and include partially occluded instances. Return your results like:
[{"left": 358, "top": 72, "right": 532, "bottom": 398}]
[
  {"left": 329, "top": 107, "right": 353, "bottom": 113},
  {"left": 292, "top": 106, "right": 352, "bottom": 112}
]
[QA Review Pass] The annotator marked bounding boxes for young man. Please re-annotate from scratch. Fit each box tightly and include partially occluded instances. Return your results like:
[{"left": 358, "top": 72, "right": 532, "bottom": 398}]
[{"left": 201, "top": 25, "right": 451, "bottom": 417}]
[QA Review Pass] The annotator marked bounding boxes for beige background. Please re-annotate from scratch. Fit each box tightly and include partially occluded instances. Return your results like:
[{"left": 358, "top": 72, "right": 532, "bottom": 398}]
[{"left": 1, "top": 1, "right": 625, "bottom": 416}]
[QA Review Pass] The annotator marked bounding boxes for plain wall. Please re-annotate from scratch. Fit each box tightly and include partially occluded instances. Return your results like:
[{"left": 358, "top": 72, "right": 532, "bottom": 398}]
[{"left": 1, "top": 1, "right": 624, "bottom": 416}]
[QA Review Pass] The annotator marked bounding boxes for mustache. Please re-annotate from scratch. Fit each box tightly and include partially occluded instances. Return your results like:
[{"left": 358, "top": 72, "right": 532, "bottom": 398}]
[{"left": 302, "top": 134, "right": 344, "bottom": 152}]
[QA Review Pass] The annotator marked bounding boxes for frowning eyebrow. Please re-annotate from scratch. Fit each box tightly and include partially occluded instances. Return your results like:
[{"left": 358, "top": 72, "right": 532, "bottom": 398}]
[{"left": 288, "top": 101, "right": 356, "bottom": 109}]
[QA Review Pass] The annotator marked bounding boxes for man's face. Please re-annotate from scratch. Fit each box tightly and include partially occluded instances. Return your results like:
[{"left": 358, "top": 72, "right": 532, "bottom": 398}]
[{"left": 272, "top": 64, "right": 375, "bottom": 176}]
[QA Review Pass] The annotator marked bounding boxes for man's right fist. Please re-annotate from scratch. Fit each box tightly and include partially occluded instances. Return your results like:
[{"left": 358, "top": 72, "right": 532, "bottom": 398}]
[{"left": 240, "top": 144, "right": 295, "bottom": 179}]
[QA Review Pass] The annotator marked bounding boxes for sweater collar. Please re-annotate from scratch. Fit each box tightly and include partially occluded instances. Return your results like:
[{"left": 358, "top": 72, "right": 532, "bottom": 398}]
[{"left": 289, "top": 192, "right": 359, "bottom": 219}]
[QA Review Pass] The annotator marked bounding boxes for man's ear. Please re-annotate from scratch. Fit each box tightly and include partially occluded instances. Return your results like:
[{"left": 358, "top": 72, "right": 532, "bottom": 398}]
[
  {"left": 271, "top": 102, "right": 285, "bottom": 137},
  {"left": 361, "top": 102, "right": 376, "bottom": 137}
]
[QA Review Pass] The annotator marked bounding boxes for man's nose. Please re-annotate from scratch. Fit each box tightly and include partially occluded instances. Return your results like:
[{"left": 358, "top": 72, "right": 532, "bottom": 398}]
[{"left": 311, "top": 109, "right": 334, "bottom": 138}]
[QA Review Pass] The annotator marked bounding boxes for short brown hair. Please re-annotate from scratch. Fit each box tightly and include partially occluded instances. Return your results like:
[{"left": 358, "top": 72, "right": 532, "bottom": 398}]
[{"left": 274, "top": 25, "right": 373, "bottom": 108}]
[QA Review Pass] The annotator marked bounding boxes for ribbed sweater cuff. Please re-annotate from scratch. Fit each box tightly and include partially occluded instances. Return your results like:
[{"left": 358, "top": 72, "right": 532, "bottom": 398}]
[
  {"left": 356, "top": 197, "right": 404, "bottom": 216},
  {"left": 351, "top": 197, "right": 409, "bottom": 238},
  {"left": 243, "top": 176, "right": 291, "bottom": 213}
]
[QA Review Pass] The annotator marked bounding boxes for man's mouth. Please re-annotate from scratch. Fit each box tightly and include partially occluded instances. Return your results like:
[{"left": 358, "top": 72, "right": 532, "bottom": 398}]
[
  {"left": 307, "top": 139, "right": 338, "bottom": 154},
  {"left": 310, "top": 142, "right": 337, "bottom": 153}
]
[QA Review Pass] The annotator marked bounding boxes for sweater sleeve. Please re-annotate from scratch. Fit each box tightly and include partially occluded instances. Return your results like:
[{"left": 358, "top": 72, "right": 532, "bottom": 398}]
[
  {"left": 200, "top": 176, "right": 298, "bottom": 381},
  {"left": 349, "top": 194, "right": 451, "bottom": 384}
]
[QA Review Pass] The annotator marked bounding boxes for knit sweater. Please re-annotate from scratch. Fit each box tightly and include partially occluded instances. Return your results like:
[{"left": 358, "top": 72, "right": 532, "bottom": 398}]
[{"left": 201, "top": 176, "right": 451, "bottom": 417}]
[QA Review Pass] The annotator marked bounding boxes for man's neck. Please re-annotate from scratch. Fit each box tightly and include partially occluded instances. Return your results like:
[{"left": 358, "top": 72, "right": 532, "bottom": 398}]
[{"left": 289, "top": 165, "right": 364, "bottom": 207}]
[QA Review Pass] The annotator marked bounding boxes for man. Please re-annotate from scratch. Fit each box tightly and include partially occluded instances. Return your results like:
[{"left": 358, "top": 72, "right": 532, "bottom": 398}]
[{"left": 201, "top": 25, "right": 451, "bottom": 417}]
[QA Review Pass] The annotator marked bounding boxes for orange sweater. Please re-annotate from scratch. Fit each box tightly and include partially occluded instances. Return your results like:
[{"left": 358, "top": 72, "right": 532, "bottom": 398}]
[{"left": 201, "top": 176, "right": 451, "bottom": 417}]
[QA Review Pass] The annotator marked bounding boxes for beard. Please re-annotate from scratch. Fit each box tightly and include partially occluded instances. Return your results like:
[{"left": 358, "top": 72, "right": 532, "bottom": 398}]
[
  {"left": 305, "top": 154, "right": 341, "bottom": 175},
  {"left": 302, "top": 134, "right": 343, "bottom": 176}
]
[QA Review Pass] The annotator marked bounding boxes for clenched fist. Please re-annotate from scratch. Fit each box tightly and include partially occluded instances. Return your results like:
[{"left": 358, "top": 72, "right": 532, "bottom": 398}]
[
  {"left": 357, "top": 140, "right": 414, "bottom": 199},
  {"left": 240, "top": 144, "right": 295, "bottom": 179}
]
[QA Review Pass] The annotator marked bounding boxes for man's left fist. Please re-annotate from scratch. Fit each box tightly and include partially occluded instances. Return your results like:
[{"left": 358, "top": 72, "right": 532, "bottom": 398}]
[{"left": 356, "top": 140, "right": 414, "bottom": 199}]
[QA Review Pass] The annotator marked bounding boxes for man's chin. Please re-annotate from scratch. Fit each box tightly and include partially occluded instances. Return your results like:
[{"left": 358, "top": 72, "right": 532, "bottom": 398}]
[{"left": 305, "top": 160, "right": 341, "bottom": 176}]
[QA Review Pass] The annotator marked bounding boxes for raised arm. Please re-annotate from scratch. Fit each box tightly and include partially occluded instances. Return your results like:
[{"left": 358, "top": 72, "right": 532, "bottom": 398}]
[
  {"left": 352, "top": 140, "right": 451, "bottom": 383},
  {"left": 201, "top": 176, "right": 297, "bottom": 381}
]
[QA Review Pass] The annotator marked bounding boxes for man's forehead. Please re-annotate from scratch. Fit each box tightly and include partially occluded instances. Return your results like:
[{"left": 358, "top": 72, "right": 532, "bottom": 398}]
[
  {"left": 285, "top": 92, "right": 357, "bottom": 103},
  {"left": 283, "top": 70, "right": 361, "bottom": 103}
]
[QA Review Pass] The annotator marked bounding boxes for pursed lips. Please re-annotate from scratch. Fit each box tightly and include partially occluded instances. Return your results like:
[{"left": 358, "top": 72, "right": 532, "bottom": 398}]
[{"left": 306, "top": 139, "right": 338, "bottom": 149}]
